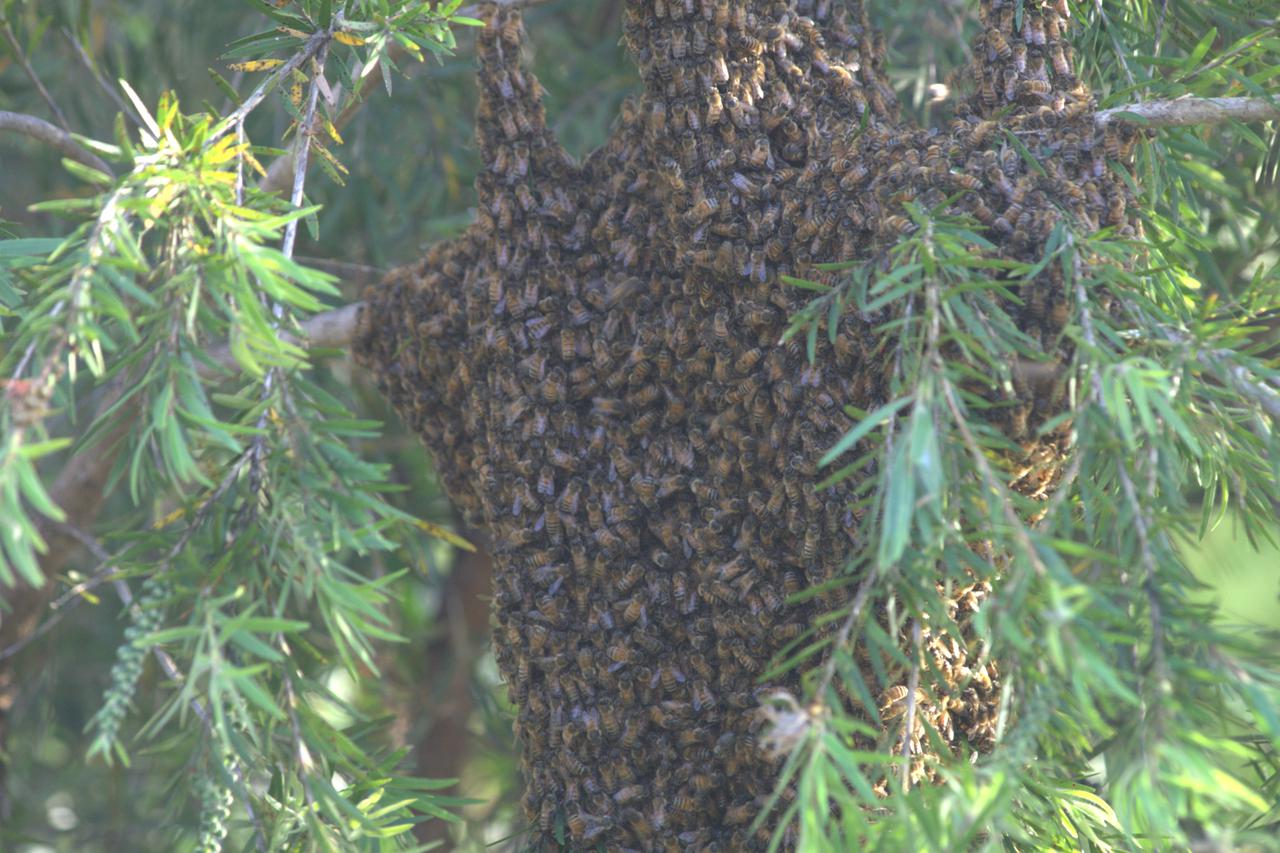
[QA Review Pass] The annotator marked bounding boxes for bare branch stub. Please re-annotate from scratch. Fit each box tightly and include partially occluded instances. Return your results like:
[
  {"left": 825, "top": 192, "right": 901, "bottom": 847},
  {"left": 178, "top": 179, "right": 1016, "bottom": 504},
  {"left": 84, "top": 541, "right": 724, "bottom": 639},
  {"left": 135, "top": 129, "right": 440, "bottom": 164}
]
[{"left": 356, "top": 0, "right": 1138, "bottom": 846}]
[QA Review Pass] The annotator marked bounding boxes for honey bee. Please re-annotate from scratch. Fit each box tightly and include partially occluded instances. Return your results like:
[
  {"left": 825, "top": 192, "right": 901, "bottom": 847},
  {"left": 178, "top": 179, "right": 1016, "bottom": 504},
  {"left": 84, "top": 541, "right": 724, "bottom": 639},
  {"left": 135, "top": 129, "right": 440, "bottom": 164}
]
[
  {"left": 1024, "top": 13, "right": 1046, "bottom": 46},
  {"left": 1018, "top": 79, "right": 1051, "bottom": 98},
  {"left": 499, "top": 11, "right": 523, "bottom": 47},
  {"left": 609, "top": 446, "right": 637, "bottom": 480},
  {"left": 700, "top": 87, "right": 724, "bottom": 127},
  {"left": 529, "top": 406, "right": 549, "bottom": 438},
  {"left": 686, "top": 189, "right": 716, "bottom": 222},
  {"left": 1103, "top": 126, "right": 1123, "bottom": 159},
  {"left": 795, "top": 521, "right": 821, "bottom": 562},
  {"left": 1045, "top": 12, "right": 1063, "bottom": 42},
  {"left": 631, "top": 410, "right": 658, "bottom": 435},
  {"left": 1049, "top": 42, "right": 1073, "bottom": 79},
  {"left": 986, "top": 28, "right": 1011, "bottom": 60},
  {"left": 980, "top": 75, "right": 997, "bottom": 108},
  {"left": 622, "top": 595, "right": 647, "bottom": 625},
  {"left": 1011, "top": 40, "right": 1028, "bottom": 74},
  {"left": 537, "top": 591, "right": 563, "bottom": 623},
  {"left": 617, "top": 562, "right": 645, "bottom": 594},
  {"left": 660, "top": 663, "right": 687, "bottom": 693},
  {"left": 724, "top": 801, "right": 756, "bottom": 826},
  {"left": 544, "top": 368, "right": 568, "bottom": 405},
  {"left": 575, "top": 646, "right": 596, "bottom": 678},
  {"left": 585, "top": 494, "right": 605, "bottom": 529},
  {"left": 599, "top": 705, "right": 621, "bottom": 740},
  {"left": 746, "top": 136, "right": 771, "bottom": 169},
  {"left": 1106, "top": 194, "right": 1127, "bottom": 227},
  {"left": 671, "top": 28, "right": 688, "bottom": 60},
  {"left": 711, "top": 309, "right": 731, "bottom": 343},
  {"left": 881, "top": 214, "right": 914, "bottom": 235},
  {"left": 557, "top": 328, "right": 578, "bottom": 363},
  {"left": 592, "top": 397, "right": 625, "bottom": 418},
  {"left": 563, "top": 543, "right": 588, "bottom": 579},
  {"left": 1003, "top": 68, "right": 1020, "bottom": 102},
  {"left": 545, "top": 506, "right": 564, "bottom": 541},
  {"left": 539, "top": 798, "right": 556, "bottom": 832},
  {"left": 658, "top": 153, "right": 687, "bottom": 193},
  {"left": 518, "top": 351, "right": 546, "bottom": 383},
  {"left": 614, "top": 783, "right": 644, "bottom": 805},
  {"left": 495, "top": 106, "right": 519, "bottom": 139},
  {"left": 690, "top": 477, "right": 718, "bottom": 502}
]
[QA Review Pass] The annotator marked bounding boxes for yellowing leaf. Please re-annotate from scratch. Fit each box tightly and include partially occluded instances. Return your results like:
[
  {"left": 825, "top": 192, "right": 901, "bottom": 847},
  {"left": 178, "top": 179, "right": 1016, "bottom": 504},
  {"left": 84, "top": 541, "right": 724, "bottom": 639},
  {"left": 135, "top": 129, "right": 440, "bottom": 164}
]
[
  {"left": 241, "top": 149, "right": 268, "bottom": 177},
  {"left": 312, "top": 143, "right": 348, "bottom": 175},
  {"left": 333, "top": 31, "right": 365, "bottom": 46},
  {"left": 227, "top": 59, "right": 285, "bottom": 73},
  {"left": 322, "top": 117, "right": 343, "bottom": 145},
  {"left": 411, "top": 519, "right": 475, "bottom": 552},
  {"left": 154, "top": 505, "right": 188, "bottom": 529}
]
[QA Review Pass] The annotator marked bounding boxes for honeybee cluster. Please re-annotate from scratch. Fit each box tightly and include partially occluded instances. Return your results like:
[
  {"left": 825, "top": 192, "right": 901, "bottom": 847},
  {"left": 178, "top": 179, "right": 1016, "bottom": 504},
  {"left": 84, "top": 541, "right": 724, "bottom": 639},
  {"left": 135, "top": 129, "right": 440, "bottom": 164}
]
[{"left": 356, "top": 0, "right": 1138, "bottom": 848}]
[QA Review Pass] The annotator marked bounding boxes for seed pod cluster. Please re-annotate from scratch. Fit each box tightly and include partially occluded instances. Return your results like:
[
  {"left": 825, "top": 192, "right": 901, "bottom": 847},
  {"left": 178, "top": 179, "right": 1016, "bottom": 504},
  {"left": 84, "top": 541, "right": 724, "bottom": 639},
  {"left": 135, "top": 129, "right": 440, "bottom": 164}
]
[{"left": 356, "top": 0, "right": 1140, "bottom": 847}]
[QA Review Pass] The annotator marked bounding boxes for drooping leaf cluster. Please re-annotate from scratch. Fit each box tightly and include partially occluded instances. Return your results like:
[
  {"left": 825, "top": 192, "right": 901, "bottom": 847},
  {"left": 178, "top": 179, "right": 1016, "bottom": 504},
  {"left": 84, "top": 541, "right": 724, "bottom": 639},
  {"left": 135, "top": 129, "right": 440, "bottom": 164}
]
[
  {"left": 1, "top": 1, "right": 485, "bottom": 848},
  {"left": 767, "top": 197, "right": 1280, "bottom": 849}
]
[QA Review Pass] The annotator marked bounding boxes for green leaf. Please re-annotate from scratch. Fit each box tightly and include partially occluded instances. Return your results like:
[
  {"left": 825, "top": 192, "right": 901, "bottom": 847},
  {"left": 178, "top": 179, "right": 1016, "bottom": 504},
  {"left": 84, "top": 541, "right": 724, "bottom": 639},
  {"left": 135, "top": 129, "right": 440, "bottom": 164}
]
[
  {"left": 0, "top": 238, "right": 62, "bottom": 258},
  {"left": 820, "top": 396, "right": 913, "bottom": 467},
  {"left": 228, "top": 668, "right": 287, "bottom": 720},
  {"left": 781, "top": 275, "right": 831, "bottom": 293},
  {"left": 1182, "top": 27, "right": 1218, "bottom": 75},
  {"left": 60, "top": 158, "right": 114, "bottom": 186}
]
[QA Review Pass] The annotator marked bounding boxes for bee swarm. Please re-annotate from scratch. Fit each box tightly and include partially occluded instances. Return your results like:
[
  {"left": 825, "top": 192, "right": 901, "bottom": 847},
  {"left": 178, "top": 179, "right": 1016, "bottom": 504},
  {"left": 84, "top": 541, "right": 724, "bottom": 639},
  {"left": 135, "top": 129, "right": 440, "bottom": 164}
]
[{"left": 355, "top": 0, "right": 1138, "bottom": 848}]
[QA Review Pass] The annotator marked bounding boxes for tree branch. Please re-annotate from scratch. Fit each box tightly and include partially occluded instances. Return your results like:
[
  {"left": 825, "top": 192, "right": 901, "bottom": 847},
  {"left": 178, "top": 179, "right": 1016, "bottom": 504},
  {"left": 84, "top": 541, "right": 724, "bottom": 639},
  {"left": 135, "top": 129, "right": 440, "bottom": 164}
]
[
  {"left": 257, "top": 0, "right": 551, "bottom": 195},
  {"left": 1097, "top": 95, "right": 1280, "bottom": 128},
  {"left": 0, "top": 110, "right": 114, "bottom": 176},
  {"left": 199, "top": 302, "right": 364, "bottom": 380},
  {"left": 1, "top": 18, "right": 70, "bottom": 132}
]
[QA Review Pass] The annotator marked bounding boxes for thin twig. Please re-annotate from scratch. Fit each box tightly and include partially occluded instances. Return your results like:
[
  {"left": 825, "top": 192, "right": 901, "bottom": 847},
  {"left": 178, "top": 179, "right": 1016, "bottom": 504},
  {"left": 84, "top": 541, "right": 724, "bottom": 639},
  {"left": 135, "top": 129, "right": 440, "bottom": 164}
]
[
  {"left": 0, "top": 110, "right": 114, "bottom": 175},
  {"left": 59, "top": 27, "right": 144, "bottom": 129},
  {"left": 1153, "top": 0, "right": 1168, "bottom": 57},
  {"left": 277, "top": 636, "right": 317, "bottom": 811},
  {"left": 214, "top": 31, "right": 330, "bottom": 147},
  {"left": 941, "top": 381, "right": 1048, "bottom": 577},
  {"left": 281, "top": 45, "right": 329, "bottom": 260},
  {"left": 110, "top": 577, "right": 268, "bottom": 851},
  {"left": 1097, "top": 95, "right": 1280, "bottom": 128},
  {"left": 255, "top": 0, "right": 549, "bottom": 195},
  {"left": 1, "top": 18, "right": 70, "bottom": 131},
  {"left": 1196, "top": 348, "right": 1280, "bottom": 421},
  {"left": 814, "top": 570, "right": 880, "bottom": 703},
  {"left": 1113, "top": 443, "right": 1169, "bottom": 697},
  {"left": 898, "top": 620, "right": 922, "bottom": 790}
]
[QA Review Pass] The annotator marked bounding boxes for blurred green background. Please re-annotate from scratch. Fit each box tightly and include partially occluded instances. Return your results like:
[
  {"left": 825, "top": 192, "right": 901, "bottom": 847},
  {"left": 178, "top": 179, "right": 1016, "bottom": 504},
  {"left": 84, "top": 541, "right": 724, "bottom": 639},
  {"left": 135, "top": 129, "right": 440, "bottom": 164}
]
[{"left": 1, "top": 0, "right": 1276, "bottom": 849}]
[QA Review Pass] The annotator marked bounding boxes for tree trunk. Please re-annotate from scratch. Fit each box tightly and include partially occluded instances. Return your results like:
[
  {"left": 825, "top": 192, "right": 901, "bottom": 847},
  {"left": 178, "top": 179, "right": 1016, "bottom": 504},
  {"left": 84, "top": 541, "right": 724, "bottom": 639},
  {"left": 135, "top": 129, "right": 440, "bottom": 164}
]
[{"left": 355, "top": 0, "right": 1134, "bottom": 846}]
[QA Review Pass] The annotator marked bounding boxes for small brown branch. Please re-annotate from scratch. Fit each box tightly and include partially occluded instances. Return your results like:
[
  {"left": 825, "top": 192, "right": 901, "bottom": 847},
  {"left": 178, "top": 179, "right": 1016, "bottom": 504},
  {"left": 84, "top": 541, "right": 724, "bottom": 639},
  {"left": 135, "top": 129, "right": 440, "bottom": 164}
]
[
  {"left": 59, "top": 27, "right": 145, "bottom": 130},
  {"left": 898, "top": 620, "right": 922, "bottom": 790},
  {"left": 301, "top": 301, "right": 363, "bottom": 349},
  {"left": 0, "top": 110, "right": 114, "bottom": 176},
  {"left": 199, "top": 302, "right": 364, "bottom": 380},
  {"left": 256, "top": 0, "right": 549, "bottom": 195},
  {"left": 1097, "top": 95, "right": 1280, "bottom": 128},
  {"left": 1, "top": 18, "right": 70, "bottom": 131}
]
